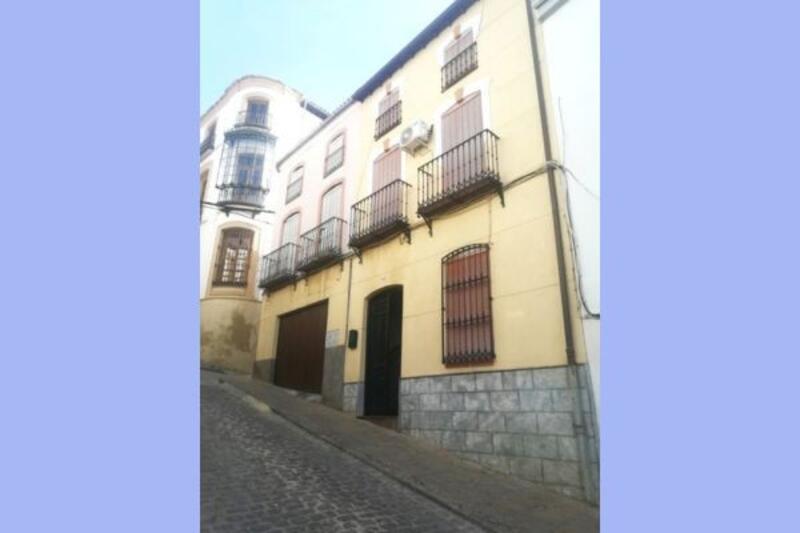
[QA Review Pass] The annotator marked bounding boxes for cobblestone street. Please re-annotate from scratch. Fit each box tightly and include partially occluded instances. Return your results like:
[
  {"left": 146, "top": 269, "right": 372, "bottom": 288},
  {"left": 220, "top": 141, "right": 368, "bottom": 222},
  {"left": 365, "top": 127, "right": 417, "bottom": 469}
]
[{"left": 201, "top": 382, "right": 482, "bottom": 532}]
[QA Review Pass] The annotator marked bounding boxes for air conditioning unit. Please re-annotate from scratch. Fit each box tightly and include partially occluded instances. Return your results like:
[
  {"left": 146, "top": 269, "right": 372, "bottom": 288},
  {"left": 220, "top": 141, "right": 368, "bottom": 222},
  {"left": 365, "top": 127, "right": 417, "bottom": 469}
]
[{"left": 400, "top": 120, "right": 432, "bottom": 154}]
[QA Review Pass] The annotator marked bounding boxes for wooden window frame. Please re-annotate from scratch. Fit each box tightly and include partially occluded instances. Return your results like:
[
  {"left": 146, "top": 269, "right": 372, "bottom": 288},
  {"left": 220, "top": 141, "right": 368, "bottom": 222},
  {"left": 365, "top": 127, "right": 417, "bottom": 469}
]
[
  {"left": 441, "top": 244, "right": 495, "bottom": 365},
  {"left": 212, "top": 227, "right": 254, "bottom": 287}
]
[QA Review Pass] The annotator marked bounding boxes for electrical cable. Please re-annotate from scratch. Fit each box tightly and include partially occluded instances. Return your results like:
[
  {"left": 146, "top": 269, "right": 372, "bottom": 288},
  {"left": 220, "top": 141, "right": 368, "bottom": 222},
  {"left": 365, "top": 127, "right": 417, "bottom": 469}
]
[{"left": 546, "top": 161, "right": 600, "bottom": 319}]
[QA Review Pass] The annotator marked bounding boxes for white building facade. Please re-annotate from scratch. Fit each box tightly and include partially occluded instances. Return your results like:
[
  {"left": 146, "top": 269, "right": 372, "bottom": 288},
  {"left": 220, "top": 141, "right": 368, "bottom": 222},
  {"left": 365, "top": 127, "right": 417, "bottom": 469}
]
[
  {"left": 535, "top": 0, "right": 601, "bottom": 418},
  {"left": 200, "top": 76, "right": 326, "bottom": 373}
]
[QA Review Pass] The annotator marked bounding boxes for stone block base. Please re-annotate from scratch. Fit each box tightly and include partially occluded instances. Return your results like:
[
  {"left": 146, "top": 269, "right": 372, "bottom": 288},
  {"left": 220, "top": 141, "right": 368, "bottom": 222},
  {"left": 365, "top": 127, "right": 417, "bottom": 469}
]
[
  {"left": 398, "top": 364, "right": 599, "bottom": 504},
  {"left": 342, "top": 382, "right": 364, "bottom": 414}
]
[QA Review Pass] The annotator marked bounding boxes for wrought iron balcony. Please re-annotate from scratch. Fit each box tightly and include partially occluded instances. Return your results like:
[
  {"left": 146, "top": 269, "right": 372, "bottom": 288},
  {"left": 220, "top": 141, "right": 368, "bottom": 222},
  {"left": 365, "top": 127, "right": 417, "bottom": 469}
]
[
  {"left": 374, "top": 101, "right": 402, "bottom": 140},
  {"left": 441, "top": 42, "right": 478, "bottom": 92},
  {"left": 259, "top": 243, "right": 299, "bottom": 290},
  {"left": 234, "top": 109, "right": 272, "bottom": 130},
  {"left": 349, "top": 180, "right": 411, "bottom": 250},
  {"left": 216, "top": 184, "right": 267, "bottom": 208},
  {"left": 200, "top": 135, "right": 214, "bottom": 156},
  {"left": 417, "top": 129, "right": 501, "bottom": 219},
  {"left": 296, "top": 217, "right": 347, "bottom": 273}
]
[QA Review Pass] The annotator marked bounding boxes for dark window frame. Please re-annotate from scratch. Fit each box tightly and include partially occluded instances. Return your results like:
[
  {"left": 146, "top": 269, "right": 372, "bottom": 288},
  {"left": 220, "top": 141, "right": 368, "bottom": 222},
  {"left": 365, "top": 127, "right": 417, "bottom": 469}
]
[
  {"left": 245, "top": 99, "right": 269, "bottom": 126},
  {"left": 213, "top": 227, "right": 254, "bottom": 287},
  {"left": 441, "top": 243, "right": 495, "bottom": 365}
]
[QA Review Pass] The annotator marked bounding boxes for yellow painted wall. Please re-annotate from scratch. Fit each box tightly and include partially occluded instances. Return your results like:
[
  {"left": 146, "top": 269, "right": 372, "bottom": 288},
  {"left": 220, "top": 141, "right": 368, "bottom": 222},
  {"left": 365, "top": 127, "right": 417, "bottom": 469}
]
[
  {"left": 256, "top": 262, "right": 350, "bottom": 360},
  {"left": 256, "top": 0, "right": 579, "bottom": 383},
  {"left": 201, "top": 220, "right": 264, "bottom": 373},
  {"left": 201, "top": 297, "right": 261, "bottom": 373}
]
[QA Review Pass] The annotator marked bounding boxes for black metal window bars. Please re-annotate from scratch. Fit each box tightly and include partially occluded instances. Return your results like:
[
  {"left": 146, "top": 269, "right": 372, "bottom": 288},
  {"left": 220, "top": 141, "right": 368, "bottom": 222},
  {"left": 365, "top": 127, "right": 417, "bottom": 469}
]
[
  {"left": 296, "top": 217, "right": 347, "bottom": 273},
  {"left": 441, "top": 41, "right": 478, "bottom": 92},
  {"left": 349, "top": 180, "right": 412, "bottom": 253},
  {"left": 217, "top": 185, "right": 266, "bottom": 207},
  {"left": 441, "top": 243, "right": 495, "bottom": 365},
  {"left": 417, "top": 129, "right": 502, "bottom": 229},
  {"left": 235, "top": 109, "right": 271, "bottom": 129},
  {"left": 374, "top": 101, "right": 402, "bottom": 140},
  {"left": 259, "top": 242, "right": 299, "bottom": 289}
]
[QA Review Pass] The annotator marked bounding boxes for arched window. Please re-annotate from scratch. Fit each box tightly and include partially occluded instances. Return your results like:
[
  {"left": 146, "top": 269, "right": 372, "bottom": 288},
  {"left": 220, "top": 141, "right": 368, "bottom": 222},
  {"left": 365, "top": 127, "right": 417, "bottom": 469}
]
[
  {"left": 286, "top": 165, "right": 304, "bottom": 203},
  {"left": 324, "top": 133, "right": 345, "bottom": 176},
  {"left": 441, "top": 244, "right": 494, "bottom": 364},
  {"left": 213, "top": 228, "right": 254, "bottom": 287}
]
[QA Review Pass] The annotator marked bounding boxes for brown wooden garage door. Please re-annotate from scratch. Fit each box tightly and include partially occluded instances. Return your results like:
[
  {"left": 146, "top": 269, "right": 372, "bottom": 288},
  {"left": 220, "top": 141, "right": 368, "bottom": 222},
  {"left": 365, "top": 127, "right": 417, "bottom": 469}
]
[{"left": 274, "top": 300, "right": 328, "bottom": 393}]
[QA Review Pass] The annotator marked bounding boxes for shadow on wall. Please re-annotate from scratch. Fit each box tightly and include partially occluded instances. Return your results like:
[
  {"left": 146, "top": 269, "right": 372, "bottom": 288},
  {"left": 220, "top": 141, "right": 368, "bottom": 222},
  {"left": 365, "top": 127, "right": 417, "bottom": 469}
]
[{"left": 201, "top": 310, "right": 257, "bottom": 374}]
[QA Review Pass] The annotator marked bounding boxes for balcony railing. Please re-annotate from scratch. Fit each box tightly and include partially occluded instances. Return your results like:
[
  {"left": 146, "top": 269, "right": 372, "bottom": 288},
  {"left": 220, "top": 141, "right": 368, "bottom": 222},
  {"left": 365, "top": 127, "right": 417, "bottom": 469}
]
[
  {"left": 235, "top": 110, "right": 272, "bottom": 130},
  {"left": 259, "top": 243, "right": 299, "bottom": 289},
  {"left": 374, "top": 101, "right": 402, "bottom": 140},
  {"left": 349, "top": 180, "right": 411, "bottom": 249},
  {"left": 216, "top": 184, "right": 267, "bottom": 208},
  {"left": 200, "top": 135, "right": 214, "bottom": 156},
  {"left": 296, "top": 217, "right": 347, "bottom": 273},
  {"left": 441, "top": 42, "right": 478, "bottom": 92},
  {"left": 417, "top": 129, "right": 500, "bottom": 218}
]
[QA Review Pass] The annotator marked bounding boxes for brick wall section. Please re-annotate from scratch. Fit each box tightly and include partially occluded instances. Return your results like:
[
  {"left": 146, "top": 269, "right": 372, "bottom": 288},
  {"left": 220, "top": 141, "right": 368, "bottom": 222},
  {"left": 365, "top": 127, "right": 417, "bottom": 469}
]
[{"left": 398, "top": 365, "right": 599, "bottom": 502}]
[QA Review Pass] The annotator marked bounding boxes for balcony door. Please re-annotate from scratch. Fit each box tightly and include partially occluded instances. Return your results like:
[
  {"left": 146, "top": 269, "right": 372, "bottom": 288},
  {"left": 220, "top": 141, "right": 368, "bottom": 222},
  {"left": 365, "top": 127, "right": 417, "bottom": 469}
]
[
  {"left": 441, "top": 91, "right": 483, "bottom": 192},
  {"left": 318, "top": 184, "right": 342, "bottom": 254},
  {"left": 275, "top": 213, "right": 300, "bottom": 276},
  {"left": 371, "top": 148, "right": 401, "bottom": 230},
  {"left": 281, "top": 213, "right": 300, "bottom": 245}
]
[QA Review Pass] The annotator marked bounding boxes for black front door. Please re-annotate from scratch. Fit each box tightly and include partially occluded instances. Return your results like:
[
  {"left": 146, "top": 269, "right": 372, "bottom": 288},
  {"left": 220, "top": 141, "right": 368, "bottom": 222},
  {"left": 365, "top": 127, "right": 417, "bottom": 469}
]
[{"left": 364, "top": 287, "right": 403, "bottom": 416}]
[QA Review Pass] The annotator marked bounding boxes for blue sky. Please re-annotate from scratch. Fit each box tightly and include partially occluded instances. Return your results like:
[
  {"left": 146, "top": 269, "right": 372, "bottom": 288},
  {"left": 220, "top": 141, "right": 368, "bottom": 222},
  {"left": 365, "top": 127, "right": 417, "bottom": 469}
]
[{"left": 201, "top": 0, "right": 454, "bottom": 114}]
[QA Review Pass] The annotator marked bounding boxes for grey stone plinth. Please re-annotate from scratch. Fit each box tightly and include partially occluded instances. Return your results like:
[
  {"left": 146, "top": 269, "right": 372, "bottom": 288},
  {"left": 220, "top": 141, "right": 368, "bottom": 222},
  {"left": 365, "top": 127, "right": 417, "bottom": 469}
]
[{"left": 397, "top": 364, "right": 599, "bottom": 505}]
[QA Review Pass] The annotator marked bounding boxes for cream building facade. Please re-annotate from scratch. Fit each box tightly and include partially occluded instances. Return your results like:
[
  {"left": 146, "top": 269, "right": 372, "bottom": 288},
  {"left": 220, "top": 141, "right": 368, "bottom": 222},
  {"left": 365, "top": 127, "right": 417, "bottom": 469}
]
[
  {"left": 246, "top": 0, "right": 597, "bottom": 504},
  {"left": 200, "top": 76, "right": 326, "bottom": 373}
]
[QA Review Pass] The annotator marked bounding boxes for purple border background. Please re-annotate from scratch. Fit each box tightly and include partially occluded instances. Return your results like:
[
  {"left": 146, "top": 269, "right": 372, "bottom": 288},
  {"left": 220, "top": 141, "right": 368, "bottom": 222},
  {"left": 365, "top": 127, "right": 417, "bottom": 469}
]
[
  {"left": 0, "top": 0, "right": 798, "bottom": 530},
  {"left": 0, "top": 1, "right": 199, "bottom": 531},
  {"left": 603, "top": 1, "right": 800, "bottom": 531}
]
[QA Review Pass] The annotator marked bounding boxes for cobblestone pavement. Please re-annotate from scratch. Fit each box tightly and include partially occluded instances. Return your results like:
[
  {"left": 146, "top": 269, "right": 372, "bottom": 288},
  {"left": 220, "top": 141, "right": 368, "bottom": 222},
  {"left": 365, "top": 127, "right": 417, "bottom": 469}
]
[{"left": 202, "top": 383, "right": 483, "bottom": 532}]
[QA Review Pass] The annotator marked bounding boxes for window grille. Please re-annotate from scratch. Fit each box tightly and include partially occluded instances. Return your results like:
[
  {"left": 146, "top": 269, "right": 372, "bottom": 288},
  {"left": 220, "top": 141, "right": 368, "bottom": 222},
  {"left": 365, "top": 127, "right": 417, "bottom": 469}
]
[{"left": 441, "top": 244, "right": 494, "bottom": 364}]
